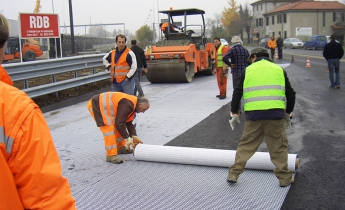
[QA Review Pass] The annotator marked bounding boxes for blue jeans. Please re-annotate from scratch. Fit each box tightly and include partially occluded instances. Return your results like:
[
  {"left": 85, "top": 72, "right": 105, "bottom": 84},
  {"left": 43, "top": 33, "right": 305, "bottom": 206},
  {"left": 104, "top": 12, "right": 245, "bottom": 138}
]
[
  {"left": 111, "top": 78, "right": 135, "bottom": 95},
  {"left": 327, "top": 58, "right": 340, "bottom": 87}
]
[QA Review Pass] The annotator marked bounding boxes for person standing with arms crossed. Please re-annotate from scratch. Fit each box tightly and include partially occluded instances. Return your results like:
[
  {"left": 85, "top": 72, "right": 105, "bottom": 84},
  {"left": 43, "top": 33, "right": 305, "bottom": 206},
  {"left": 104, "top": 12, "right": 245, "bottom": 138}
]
[
  {"left": 0, "top": 14, "right": 76, "bottom": 209},
  {"left": 323, "top": 34, "right": 344, "bottom": 89},
  {"left": 227, "top": 47, "right": 296, "bottom": 187},
  {"left": 268, "top": 35, "right": 277, "bottom": 60},
  {"left": 213, "top": 37, "right": 229, "bottom": 99},
  {"left": 222, "top": 36, "right": 249, "bottom": 111},
  {"left": 276, "top": 35, "right": 283, "bottom": 59},
  {"left": 103, "top": 34, "right": 137, "bottom": 95},
  {"left": 131, "top": 39, "right": 148, "bottom": 97}
]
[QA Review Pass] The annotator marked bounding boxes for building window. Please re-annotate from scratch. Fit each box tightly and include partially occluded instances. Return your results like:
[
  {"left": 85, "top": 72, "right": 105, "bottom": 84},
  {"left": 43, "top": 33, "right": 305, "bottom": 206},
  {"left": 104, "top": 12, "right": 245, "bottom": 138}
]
[
  {"left": 260, "top": 18, "right": 263, "bottom": 26},
  {"left": 333, "top": 12, "right": 344, "bottom": 22},
  {"left": 273, "top": 32, "right": 275, "bottom": 37},
  {"left": 284, "top": 31, "right": 287, "bottom": 39},
  {"left": 283, "top": 14, "right": 286, "bottom": 23},
  {"left": 266, "top": 17, "right": 269, "bottom": 26},
  {"left": 272, "top": 16, "right": 275, "bottom": 25},
  {"left": 256, "top": 19, "right": 258, "bottom": 27},
  {"left": 323, "top": 12, "right": 325, "bottom": 27},
  {"left": 277, "top": 15, "right": 282, "bottom": 24}
]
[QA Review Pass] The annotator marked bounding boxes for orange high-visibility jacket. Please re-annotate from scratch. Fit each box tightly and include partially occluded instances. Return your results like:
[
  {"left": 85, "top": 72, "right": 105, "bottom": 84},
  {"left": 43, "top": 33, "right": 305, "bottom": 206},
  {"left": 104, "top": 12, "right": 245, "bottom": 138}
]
[
  {"left": 0, "top": 66, "right": 76, "bottom": 209},
  {"left": 110, "top": 48, "right": 131, "bottom": 83},
  {"left": 88, "top": 92, "right": 137, "bottom": 127},
  {"left": 268, "top": 39, "right": 277, "bottom": 49},
  {"left": 161, "top": 22, "right": 169, "bottom": 32}
]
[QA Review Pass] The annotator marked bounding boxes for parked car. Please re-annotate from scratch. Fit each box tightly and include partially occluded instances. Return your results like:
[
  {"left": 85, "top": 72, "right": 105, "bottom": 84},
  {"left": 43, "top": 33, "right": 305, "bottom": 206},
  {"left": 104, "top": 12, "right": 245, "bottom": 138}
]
[
  {"left": 259, "top": 38, "right": 270, "bottom": 49},
  {"left": 326, "top": 35, "right": 340, "bottom": 43},
  {"left": 304, "top": 35, "right": 327, "bottom": 50},
  {"left": 220, "top": 38, "right": 228, "bottom": 46},
  {"left": 283, "top": 38, "right": 304, "bottom": 49}
]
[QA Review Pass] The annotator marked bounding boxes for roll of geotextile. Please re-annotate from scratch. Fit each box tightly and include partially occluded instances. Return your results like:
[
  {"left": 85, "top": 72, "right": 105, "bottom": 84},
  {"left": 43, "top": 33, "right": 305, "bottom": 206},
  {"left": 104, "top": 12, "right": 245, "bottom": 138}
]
[{"left": 134, "top": 144, "right": 300, "bottom": 172}]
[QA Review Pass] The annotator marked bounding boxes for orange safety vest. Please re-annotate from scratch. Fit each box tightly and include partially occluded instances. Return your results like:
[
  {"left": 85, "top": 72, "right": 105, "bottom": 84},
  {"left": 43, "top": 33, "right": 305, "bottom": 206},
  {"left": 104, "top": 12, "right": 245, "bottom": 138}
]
[
  {"left": 0, "top": 66, "right": 76, "bottom": 209},
  {"left": 88, "top": 92, "right": 137, "bottom": 127},
  {"left": 110, "top": 48, "right": 131, "bottom": 83},
  {"left": 161, "top": 22, "right": 169, "bottom": 32}
]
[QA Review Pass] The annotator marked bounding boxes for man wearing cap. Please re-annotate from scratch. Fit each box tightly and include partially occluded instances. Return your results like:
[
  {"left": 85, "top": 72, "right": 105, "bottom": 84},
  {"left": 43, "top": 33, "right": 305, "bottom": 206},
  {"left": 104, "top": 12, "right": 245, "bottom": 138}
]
[
  {"left": 223, "top": 36, "right": 250, "bottom": 110},
  {"left": 227, "top": 47, "right": 296, "bottom": 187}
]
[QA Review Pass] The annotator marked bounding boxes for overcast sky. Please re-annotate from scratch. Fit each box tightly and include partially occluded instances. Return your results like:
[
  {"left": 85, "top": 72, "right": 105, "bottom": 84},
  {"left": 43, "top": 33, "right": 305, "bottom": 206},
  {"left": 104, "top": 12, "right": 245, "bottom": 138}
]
[{"left": 1, "top": 0, "right": 254, "bottom": 34}]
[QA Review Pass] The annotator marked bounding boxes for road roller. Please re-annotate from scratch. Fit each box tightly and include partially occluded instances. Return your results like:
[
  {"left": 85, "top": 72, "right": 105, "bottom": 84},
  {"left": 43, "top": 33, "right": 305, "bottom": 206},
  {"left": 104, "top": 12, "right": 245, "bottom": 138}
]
[{"left": 145, "top": 8, "right": 216, "bottom": 83}]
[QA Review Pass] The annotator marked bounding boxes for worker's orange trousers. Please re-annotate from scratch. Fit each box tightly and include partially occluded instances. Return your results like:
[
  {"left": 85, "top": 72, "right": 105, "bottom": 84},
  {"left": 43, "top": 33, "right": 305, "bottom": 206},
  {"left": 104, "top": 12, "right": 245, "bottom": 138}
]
[
  {"left": 99, "top": 126, "right": 126, "bottom": 156},
  {"left": 216, "top": 67, "right": 228, "bottom": 97},
  {"left": 87, "top": 100, "right": 126, "bottom": 156}
]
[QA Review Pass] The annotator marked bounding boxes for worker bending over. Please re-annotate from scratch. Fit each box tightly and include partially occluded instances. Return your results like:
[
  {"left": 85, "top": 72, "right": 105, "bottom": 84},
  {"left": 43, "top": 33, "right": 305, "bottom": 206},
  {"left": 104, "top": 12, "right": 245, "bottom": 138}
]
[{"left": 87, "top": 92, "right": 149, "bottom": 164}]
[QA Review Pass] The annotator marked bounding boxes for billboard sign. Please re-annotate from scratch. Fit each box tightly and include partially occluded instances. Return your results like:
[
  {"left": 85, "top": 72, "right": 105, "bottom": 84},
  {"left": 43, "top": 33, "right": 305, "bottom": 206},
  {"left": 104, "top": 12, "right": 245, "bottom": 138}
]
[
  {"left": 19, "top": 13, "right": 60, "bottom": 38},
  {"left": 296, "top": 27, "right": 312, "bottom": 37}
]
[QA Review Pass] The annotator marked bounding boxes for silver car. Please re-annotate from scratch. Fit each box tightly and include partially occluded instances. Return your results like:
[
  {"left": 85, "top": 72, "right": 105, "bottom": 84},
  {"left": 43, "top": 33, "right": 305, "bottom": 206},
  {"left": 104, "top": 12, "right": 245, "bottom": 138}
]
[{"left": 283, "top": 38, "right": 304, "bottom": 49}]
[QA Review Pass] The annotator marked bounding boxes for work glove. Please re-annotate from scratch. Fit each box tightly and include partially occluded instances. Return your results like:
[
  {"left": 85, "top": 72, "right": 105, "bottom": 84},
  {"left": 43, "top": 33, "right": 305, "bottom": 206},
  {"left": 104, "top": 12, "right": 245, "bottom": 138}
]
[
  {"left": 132, "top": 135, "right": 143, "bottom": 149},
  {"left": 125, "top": 137, "right": 134, "bottom": 150},
  {"left": 285, "top": 113, "right": 293, "bottom": 129},
  {"left": 229, "top": 112, "right": 241, "bottom": 130}
]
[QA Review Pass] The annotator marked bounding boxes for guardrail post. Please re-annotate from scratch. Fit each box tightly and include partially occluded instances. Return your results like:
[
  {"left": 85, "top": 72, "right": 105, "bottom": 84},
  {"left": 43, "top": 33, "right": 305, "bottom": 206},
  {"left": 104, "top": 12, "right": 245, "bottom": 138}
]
[
  {"left": 24, "top": 80, "right": 29, "bottom": 89},
  {"left": 52, "top": 75, "right": 58, "bottom": 98},
  {"left": 92, "top": 67, "right": 97, "bottom": 85},
  {"left": 74, "top": 70, "right": 79, "bottom": 90}
]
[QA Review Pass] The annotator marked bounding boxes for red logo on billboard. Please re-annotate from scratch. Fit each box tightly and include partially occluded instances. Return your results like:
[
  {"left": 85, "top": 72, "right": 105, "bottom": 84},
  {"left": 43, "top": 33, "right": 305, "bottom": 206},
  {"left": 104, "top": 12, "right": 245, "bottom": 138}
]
[{"left": 19, "top": 13, "right": 60, "bottom": 38}]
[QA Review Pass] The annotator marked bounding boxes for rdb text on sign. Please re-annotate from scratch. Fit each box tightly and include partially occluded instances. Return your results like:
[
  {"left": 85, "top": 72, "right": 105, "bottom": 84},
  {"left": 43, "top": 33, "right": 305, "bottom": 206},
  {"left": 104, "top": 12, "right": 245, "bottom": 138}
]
[{"left": 19, "top": 13, "right": 60, "bottom": 38}]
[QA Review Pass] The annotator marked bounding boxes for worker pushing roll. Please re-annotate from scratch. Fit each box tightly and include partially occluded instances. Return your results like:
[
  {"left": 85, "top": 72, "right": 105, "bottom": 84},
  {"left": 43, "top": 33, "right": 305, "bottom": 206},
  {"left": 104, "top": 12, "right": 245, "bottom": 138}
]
[
  {"left": 228, "top": 47, "right": 296, "bottom": 187},
  {"left": 87, "top": 92, "right": 149, "bottom": 164}
]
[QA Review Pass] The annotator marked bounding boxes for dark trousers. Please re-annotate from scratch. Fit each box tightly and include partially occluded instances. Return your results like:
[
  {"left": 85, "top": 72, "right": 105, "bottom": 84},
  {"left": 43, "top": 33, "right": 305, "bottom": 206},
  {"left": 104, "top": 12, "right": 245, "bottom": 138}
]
[
  {"left": 278, "top": 47, "right": 283, "bottom": 59},
  {"left": 232, "top": 74, "right": 242, "bottom": 111},
  {"left": 270, "top": 48, "right": 275, "bottom": 60}
]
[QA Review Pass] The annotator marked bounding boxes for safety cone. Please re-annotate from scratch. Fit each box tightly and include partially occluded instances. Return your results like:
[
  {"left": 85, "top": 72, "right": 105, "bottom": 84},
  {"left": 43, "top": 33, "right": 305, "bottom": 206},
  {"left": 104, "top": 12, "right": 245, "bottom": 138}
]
[
  {"left": 275, "top": 52, "right": 278, "bottom": 60},
  {"left": 291, "top": 55, "right": 294, "bottom": 63},
  {"left": 305, "top": 58, "right": 311, "bottom": 68}
]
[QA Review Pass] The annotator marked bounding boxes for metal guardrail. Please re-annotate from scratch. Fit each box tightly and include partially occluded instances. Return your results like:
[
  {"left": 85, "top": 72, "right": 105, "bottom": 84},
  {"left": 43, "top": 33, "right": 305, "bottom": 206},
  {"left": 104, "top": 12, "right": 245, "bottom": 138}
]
[{"left": 3, "top": 54, "right": 109, "bottom": 98}]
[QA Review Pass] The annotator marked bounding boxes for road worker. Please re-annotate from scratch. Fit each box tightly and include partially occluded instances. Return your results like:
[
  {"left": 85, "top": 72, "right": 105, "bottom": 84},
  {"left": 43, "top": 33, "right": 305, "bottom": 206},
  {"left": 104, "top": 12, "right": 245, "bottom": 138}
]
[
  {"left": 227, "top": 47, "right": 296, "bottom": 187},
  {"left": 213, "top": 37, "right": 230, "bottom": 99},
  {"left": 87, "top": 92, "right": 149, "bottom": 164},
  {"left": 0, "top": 14, "right": 76, "bottom": 209},
  {"left": 103, "top": 34, "right": 137, "bottom": 95},
  {"left": 160, "top": 22, "right": 180, "bottom": 34}
]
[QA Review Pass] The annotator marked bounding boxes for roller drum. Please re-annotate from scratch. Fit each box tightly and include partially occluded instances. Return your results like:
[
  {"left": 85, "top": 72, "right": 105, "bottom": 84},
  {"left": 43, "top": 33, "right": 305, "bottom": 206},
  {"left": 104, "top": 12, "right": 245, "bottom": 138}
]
[{"left": 146, "top": 60, "right": 195, "bottom": 83}]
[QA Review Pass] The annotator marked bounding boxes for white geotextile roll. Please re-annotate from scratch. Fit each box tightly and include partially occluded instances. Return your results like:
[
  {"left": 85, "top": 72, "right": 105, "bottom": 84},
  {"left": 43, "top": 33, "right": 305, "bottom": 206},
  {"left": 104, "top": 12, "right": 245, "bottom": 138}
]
[{"left": 134, "top": 144, "right": 298, "bottom": 172}]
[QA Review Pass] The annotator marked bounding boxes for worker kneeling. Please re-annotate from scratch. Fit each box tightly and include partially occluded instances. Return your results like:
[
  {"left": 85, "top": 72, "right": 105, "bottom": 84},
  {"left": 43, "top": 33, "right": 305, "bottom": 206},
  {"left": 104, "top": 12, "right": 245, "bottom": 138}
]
[{"left": 87, "top": 92, "right": 150, "bottom": 164}]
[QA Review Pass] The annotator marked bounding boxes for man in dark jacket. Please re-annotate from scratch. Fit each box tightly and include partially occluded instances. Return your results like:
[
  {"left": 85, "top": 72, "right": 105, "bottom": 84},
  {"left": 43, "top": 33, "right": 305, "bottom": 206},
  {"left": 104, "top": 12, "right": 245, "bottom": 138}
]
[
  {"left": 276, "top": 35, "right": 283, "bottom": 59},
  {"left": 323, "top": 34, "right": 344, "bottom": 89},
  {"left": 131, "top": 40, "right": 148, "bottom": 97},
  {"left": 227, "top": 47, "right": 296, "bottom": 187}
]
